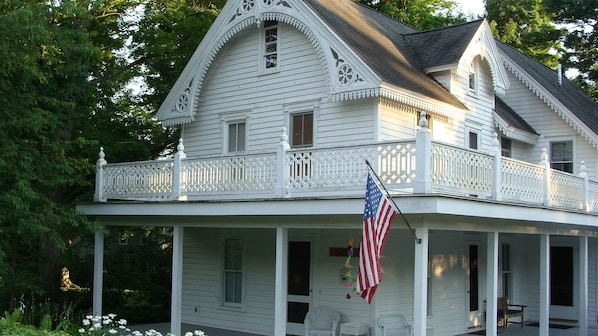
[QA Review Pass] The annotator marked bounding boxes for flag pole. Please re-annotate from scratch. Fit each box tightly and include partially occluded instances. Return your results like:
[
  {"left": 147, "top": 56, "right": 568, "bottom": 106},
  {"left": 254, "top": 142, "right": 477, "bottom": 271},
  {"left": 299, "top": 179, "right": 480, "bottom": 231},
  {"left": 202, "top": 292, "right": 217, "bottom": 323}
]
[{"left": 365, "top": 160, "right": 421, "bottom": 244}]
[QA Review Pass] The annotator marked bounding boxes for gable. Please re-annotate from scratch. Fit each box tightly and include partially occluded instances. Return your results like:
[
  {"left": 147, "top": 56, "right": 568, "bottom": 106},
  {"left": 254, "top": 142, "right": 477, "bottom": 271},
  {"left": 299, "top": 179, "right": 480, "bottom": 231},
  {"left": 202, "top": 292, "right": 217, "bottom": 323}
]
[
  {"left": 156, "top": 0, "right": 382, "bottom": 127},
  {"left": 497, "top": 41, "right": 598, "bottom": 149}
]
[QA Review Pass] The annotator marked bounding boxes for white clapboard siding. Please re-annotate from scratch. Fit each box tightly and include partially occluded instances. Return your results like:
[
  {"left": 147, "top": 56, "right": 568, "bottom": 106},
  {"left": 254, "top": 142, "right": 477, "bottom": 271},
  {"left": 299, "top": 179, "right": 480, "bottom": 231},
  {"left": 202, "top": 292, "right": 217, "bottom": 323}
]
[
  {"left": 501, "top": 71, "right": 597, "bottom": 178},
  {"left": 184, "top": 23, "right": 327, "bottom": 156},
  {"left": 182, "top": 228, "right": 277, "bottom": 335}
]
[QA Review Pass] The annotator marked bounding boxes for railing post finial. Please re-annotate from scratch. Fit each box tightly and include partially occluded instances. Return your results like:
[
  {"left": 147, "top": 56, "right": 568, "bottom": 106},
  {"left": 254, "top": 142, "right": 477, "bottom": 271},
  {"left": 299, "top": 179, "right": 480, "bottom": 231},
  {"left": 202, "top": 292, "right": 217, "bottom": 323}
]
[
  {"left": 94, "top": 147, "right": 107, "bottom": 202},
  {"left": 97, "top": 147, "right": 107, "bottom": 166},
  {"left": 280, "top": 127, "right": 289, "bottom": 145},
  {"left": 418, "top": 111, "right": 428, "bottom": 128},
  {"left": 177, "top": 138, "right": 185, "bottom": 154}
]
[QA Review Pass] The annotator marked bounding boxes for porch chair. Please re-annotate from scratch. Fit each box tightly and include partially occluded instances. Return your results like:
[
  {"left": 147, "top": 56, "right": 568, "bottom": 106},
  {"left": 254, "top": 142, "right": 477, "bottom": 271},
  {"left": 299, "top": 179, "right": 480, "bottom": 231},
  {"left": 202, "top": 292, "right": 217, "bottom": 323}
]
[
  {"left": 497, "top": 297, "right": 526, "bottom": 329},
  {"left": 304, "top": 306, "right": 341, "bottom": 336},
  {"left": 378, "top": 314, "right": 413, "bottom": 336}
]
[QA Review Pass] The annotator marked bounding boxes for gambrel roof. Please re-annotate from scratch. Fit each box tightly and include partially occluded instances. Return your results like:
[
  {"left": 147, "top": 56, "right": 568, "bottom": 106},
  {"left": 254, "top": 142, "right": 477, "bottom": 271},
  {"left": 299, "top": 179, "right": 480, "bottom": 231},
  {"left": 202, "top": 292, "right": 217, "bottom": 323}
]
[{"left": 497, "top": 41, "right": 598, "bottom": 148}]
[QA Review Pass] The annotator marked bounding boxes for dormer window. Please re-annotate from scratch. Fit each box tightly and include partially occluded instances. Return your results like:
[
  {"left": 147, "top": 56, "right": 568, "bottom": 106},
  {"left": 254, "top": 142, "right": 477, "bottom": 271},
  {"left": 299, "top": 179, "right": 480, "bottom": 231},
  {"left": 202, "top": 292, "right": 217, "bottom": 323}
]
[{"left": 261, "top": 20, "right": 279, "bottom": 73}]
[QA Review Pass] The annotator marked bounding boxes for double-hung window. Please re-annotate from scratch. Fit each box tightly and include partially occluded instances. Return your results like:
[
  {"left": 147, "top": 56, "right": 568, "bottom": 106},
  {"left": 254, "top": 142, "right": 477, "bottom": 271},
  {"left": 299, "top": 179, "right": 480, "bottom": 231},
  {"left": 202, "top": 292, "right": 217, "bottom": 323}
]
[
  {"left": 223, "top": 238, "right": 243, "bottom": 306},
  {"left": 228, "top": 122, "right": 246, "bottom": 153},
  {"left": 290, "top": 112, "right": 313, "bottom": 148},
  {"left": 550, "top": 140, "right": 573, "bottom": 173}
]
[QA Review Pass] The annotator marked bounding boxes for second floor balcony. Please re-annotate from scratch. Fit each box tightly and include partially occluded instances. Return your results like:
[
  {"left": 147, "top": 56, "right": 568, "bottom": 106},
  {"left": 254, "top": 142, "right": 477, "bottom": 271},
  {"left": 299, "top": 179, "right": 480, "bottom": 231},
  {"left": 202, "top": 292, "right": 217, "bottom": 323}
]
[{"left": 93, "top": 125, "right": 598, "bottom": 215}]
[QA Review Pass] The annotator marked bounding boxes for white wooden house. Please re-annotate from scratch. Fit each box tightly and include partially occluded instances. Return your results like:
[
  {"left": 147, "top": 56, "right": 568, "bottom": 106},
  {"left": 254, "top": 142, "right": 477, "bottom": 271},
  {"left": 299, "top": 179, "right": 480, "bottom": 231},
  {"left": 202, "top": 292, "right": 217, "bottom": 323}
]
[{"left": 77, "top": 0, "right": 598, "bottom": 335}]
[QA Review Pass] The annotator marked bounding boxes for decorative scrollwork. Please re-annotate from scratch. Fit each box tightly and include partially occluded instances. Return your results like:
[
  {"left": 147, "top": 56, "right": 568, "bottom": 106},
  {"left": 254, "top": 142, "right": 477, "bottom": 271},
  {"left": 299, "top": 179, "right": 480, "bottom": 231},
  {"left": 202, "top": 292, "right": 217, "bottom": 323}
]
[
  {"left": 242, "top": 0, "right": 256, "bottom": 12},
  {"left": 262, "top": 0, "right": 276, "bottom": 7},
  {"left": 175, "top": 90, "right": 189, "bottom": 113},
  {"left": 331, "top": 48, "right": 362, "bottom": 87}
]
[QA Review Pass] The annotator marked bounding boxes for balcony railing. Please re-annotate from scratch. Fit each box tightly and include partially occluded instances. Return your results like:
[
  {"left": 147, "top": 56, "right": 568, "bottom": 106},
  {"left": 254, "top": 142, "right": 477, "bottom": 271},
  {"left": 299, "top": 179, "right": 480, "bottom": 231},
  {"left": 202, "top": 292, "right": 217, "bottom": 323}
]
[{"left": 93, "top": 123, "right": 598, "bottom": 214}]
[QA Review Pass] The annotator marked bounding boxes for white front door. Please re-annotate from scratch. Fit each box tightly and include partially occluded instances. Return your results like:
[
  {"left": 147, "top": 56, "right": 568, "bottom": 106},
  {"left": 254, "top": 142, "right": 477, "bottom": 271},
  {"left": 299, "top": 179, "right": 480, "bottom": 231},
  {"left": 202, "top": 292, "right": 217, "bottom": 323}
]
[{"left": 286, "top": 241, "right": 312, "bottom": 335}]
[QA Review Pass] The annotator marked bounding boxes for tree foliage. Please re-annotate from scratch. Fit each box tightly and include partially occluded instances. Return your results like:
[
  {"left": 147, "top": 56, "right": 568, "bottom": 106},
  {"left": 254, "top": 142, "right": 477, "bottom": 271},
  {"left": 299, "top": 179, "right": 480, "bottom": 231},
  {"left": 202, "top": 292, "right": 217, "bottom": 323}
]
[
  {"left": 358, "top": 0, "right": 467, "bottom": 30},
  {"left": 0, "top": 0, "right": 206, "bottom": 310}
]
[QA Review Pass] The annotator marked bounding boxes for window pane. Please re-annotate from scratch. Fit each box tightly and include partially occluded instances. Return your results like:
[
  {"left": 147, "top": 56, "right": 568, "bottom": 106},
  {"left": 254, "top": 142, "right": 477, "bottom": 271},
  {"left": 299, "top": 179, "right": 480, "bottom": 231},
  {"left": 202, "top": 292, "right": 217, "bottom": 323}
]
[
  {"left": 225, "top": 271, "right": 242, "bottom": 303},
  {"left": 550, "top": 141, "right": 573, "bottom": 173},
  {"left": 228, "top": 123, "right": 245, "bottom": 153},
  {"left": 469, "top": 132, "right": 478, "bottom": 150},
  {"left": 291, "top": 112, "right": 313, "bottom": 147},
  {"left": 225, "top": 239, "right": 242, "bottom": 270}
]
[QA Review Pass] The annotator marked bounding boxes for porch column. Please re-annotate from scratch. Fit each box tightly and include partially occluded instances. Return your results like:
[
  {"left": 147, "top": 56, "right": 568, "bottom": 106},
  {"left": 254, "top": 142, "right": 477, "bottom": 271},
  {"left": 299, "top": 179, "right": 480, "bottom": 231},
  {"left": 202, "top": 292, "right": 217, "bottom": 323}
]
[
  {"left": 539, "top": 234, "right": 550, "bottom": 336},
  {"left": 486, "top": 232, "right": 498, "bottom": 336},
  {"left": 171, "top": 226, "right": 184, "bottom": 336},
  {"left": 579, "top": 236, "right": 588, "bottom": 336},
  {"left": 274, "top": 227, "right": 288, "bottom": 336},
  {"left": 413, "top": 228, "right": 429, "bottom": 336},
  {"left": 93, "top": 230, "right": 104, "bottom": 316}
]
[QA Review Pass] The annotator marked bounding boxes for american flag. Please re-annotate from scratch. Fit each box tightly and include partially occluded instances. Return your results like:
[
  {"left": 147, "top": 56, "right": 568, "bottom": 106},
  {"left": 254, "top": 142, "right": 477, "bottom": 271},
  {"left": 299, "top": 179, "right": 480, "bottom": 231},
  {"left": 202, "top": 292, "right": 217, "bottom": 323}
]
[{"left": 357, "top": 171, "right": 397, "bottom": 303}]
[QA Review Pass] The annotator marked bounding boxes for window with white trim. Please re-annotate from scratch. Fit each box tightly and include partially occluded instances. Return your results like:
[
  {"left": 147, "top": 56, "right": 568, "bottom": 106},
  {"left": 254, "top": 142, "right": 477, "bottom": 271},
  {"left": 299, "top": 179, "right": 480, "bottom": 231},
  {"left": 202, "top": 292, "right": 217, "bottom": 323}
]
[
  {"left": 290, "top": 112, "right": 313, "bottom": 148},
  {"left": 468, "top": 60, "right": 477, "bottom": 93},
  {"left": 550, "top": 140, "right": 574, "bottom": 173},
  {"left": 261, "top": 20, "right": 279, "bottom": 72},
  {"left": 223, "top": 238, "right": 243, "bottom": 306},
  {"left": 468, "top": 131, "right": 479, "bottom": 150},
  {"left": 227, "top": 121, "right": 246, "bottom": 153}
]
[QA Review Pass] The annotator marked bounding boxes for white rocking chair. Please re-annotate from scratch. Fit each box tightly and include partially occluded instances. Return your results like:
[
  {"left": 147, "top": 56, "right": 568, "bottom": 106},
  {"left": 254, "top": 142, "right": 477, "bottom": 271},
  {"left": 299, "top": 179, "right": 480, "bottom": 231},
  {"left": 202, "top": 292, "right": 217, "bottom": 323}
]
[
  {"left": 304, "top": 306, "right": 341, "bottom": 336},
  {"left": 378, "top": 314, "right": 413, "bottom": 336}
]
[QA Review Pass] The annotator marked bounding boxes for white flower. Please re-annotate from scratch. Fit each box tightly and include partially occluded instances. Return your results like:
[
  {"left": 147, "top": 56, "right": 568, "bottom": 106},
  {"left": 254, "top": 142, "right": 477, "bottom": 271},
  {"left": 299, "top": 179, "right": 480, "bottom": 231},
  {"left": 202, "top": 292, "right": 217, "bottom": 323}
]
[
  {"left": 194, "top": 331, "right": 204, "bottom": 336},
  {"left": 78, "top": 328, "right": 85, "bottom": 333},
  {"left": 109, "top": 329, "right": 118, "bottom": 334},
  {"left": 82, "top": 319, "right": 90, "bottom": 326},
  {"left": 185, "top": 332, "right": 193, "bottom": 336},
  {"left": 132, "top": 331, "right": 143, "bottom": 336},
  {"left": 108, "top": 313, "right": 117, "bottom": 319},
  {"left": 118, "top": 318, "right": 128, "bottom": 326}
]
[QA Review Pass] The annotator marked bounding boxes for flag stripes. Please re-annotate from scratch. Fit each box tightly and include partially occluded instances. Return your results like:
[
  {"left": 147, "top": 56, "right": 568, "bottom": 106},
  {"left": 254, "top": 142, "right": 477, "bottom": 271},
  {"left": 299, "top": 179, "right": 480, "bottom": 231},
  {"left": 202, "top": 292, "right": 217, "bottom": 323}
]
[{"left": 357, "top": 171, "right": 397, "bottom": 303}]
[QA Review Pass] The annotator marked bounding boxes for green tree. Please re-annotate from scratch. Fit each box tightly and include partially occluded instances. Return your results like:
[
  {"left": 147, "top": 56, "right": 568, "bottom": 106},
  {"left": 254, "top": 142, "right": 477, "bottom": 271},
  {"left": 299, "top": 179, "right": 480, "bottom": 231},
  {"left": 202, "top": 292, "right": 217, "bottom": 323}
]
[
  {"left": 358, "top": 0, "right": 467, "bottom": 30},
  {"left": 543, "top": 0, "right": 597, "bottom": 100},
  {"left": 0, "top": 0, "right": 177, "bottom": 311},
  {"left": 486, "top": 0, "right": 562, "bottom": 68}
]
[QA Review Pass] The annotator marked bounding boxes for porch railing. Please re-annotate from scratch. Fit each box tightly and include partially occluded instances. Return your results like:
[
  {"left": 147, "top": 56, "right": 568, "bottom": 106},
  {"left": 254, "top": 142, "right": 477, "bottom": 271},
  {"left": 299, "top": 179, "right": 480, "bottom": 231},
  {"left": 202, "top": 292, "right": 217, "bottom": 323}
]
[{"left": 93, "top": 121, "right": 598, "bottom": 214}]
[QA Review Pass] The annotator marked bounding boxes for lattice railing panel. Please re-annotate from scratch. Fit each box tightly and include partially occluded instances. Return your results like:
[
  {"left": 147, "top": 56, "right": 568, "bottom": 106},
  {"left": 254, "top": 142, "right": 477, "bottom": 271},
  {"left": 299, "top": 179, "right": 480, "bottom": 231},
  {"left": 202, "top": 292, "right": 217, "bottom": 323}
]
[
  {"left": 501, "top": 158, "right": 544, "bottom": 203},
  {"left": 588, "top": 180, "right": 598, "bottom": 212},
  {"left": 286, "top": 145, "right": 380, "bottom": 189},
  {"left": 430, "top": 143, "right": 492, "bottom": 195},
  {"left": 550, "top": 170, "right": 584, "bottom": 209},
  {"left": 103, "top": 160, "right": 174, "bottom": 199},
  {"left": 377, "top": 142, "right": 417, "bottom": 185},
  {"left": 181, "top": 154, "right": 277, "bottom": 193}
]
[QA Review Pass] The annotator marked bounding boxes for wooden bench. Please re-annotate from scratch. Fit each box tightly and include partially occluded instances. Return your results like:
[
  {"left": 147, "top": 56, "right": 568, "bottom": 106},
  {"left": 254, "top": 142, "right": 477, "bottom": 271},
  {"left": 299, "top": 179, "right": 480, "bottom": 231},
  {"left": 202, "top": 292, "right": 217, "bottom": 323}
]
[{"left": 497, "top": 297, "right": 526, "bottom": 329}]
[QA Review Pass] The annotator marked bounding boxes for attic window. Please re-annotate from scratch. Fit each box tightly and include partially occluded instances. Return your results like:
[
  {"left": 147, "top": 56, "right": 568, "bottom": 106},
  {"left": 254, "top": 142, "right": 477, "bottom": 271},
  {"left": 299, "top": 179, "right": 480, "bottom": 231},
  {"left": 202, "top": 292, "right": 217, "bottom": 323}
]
[
  {"left": 468, "top": 60, "right": 478, "bottom": 93},
  {"left": 261, "top": 20, "right": 279, "bottom": 72}
]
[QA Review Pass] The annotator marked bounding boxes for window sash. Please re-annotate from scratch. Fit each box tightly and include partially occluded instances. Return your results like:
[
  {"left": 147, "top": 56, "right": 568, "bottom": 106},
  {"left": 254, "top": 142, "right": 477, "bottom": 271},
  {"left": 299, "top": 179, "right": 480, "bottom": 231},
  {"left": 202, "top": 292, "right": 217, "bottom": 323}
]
[
  {"left": 291, "top": 112, "right": 313, "bottom": 147},
  {"left": 228, "top": 122, "right": 246, "bottom": 153},
  {"left": 223, "top": 239, "right": 243, "bottom": 305},
  {"left": 550, "top": 141, "right": 573, "bottom": 173}
]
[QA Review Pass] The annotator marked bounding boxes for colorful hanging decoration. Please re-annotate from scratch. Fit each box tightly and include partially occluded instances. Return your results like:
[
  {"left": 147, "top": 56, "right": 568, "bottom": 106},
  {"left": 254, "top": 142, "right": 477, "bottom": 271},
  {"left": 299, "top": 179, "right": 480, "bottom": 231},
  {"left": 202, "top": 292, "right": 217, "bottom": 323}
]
[{"left": 343, "top": 237, "right": 357, "bottom": 299}]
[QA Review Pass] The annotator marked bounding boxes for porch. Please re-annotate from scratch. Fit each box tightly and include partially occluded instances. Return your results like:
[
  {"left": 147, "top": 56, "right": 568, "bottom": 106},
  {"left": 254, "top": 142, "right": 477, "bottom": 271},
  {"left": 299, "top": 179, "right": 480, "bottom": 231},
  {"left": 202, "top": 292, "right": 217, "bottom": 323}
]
[
  {"left": 93, "top": 125, "right": 598, "bottom": 215},
  {"left": 132, "top": 321, "right": 598, "bottom": 336}
]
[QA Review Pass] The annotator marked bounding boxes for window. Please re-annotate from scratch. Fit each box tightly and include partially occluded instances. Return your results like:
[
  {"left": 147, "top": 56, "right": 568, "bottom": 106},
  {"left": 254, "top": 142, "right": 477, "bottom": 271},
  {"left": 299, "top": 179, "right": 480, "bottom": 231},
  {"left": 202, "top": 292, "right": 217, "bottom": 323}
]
[
  {"left": 468, "top": 131, "right": 478, "bottom": 150},
  {"left": 227, "top": 122, "right": 246, "bottom": 153},
  {"left": 500, "top": 244, "right": 512, "bottom": 298},
  {"left": 501, "top": 137, "right": 512, "bottom": 158},
  {"left": 468, "top": 60, "right": 477, "bottom": 93},
  {"left": 550, "top": 141, "right": 573, "bottom": 173},
  {"left": 261, "top": 20, "right": 278, "bottom": 72},
  {"left": 223, "top": 239, "right": 243, "bottom": 305},
  {"left": 291, "top": 112, "right": 313, "bottom": 147}
]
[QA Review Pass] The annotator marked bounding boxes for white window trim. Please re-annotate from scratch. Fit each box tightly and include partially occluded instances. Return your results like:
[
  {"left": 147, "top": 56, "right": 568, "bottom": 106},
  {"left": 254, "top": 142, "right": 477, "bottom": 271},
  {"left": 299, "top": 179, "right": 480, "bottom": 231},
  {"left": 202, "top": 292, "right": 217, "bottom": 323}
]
[
  {"left": 468, "top": 59, "right": 478, "bottom": 95},
  {"left": 258, "top": 20, "right": 280, "bottom": 74},
  {"left": 218, "top": 235, "right": 247, "bottom": 311},
  {"left": 545, "top": 137, "right": 576, "bottom": 174},
  {"left": 221, "top": 111, "right": 251, "bottom": 155},
  {"left": 465, "top": 124, "right": 482, "bottom": 150},
  {"left": 283, "top": 100, "right": 320, "bottom": 148}
]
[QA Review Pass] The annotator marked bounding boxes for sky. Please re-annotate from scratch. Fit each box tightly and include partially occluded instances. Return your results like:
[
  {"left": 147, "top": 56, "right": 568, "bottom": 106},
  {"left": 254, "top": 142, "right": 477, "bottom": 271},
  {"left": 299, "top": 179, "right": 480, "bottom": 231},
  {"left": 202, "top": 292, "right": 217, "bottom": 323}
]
[{"left": 454, "top": 0, "right": 486, "bottom": 18}]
